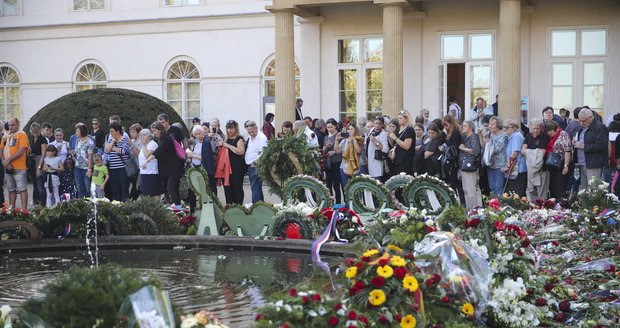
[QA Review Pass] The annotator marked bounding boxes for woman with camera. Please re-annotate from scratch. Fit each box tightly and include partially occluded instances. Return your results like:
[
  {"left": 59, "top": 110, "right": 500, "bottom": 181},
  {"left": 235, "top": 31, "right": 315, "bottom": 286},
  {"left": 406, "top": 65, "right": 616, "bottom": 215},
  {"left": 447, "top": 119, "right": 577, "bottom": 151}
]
[
  {"left": 366, "top": 116, "right": 388, "bottom": 181},
  {"left": 334, "top": 123, "right": 363, "bottom": 190}
]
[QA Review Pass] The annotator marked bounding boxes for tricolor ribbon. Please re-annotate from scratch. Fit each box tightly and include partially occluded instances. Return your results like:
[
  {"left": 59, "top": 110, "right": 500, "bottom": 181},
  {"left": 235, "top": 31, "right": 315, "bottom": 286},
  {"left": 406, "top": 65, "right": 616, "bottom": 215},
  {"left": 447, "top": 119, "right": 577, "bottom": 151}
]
[
  {"left": 57, "top": 224, "right": 71, "bottom": 240},
  {"left": 598, "top": 209, "right": 616, "bottom": 218}
]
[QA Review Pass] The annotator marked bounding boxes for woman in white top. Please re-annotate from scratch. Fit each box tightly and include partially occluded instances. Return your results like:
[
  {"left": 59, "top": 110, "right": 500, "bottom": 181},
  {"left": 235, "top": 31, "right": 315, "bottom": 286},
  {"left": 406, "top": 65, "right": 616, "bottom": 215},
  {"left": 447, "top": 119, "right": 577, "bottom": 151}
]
[
  {"left": 49, "top": 128, "right": 69, "bottom": 161},
  {"left": 137, "top": 128, "right": 162, "bottom": 197}
]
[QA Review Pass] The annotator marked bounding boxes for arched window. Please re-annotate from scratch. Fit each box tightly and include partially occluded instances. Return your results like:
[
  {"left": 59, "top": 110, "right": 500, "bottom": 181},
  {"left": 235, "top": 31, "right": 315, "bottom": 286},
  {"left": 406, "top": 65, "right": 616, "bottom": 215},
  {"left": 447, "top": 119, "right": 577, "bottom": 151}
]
[
  {"left": 262, "top": 58, "right": 300, "bottom": 117},
  {"left": 165, "top": 60, "right": 200, "bottom": 126},
  {"left": 0, "top": 65, "right": 20, "bottom": 122},
  {"left": 74, "top": 63, "right": 107, "bottom": 91}
]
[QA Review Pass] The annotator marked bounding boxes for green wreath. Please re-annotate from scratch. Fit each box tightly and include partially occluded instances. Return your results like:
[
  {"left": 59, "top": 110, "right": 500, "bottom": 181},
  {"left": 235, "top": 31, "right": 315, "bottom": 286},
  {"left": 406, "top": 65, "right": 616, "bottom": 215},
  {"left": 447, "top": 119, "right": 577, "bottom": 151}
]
[
  {"left": 271, "top": 211, "right": 317, "bottom": 239},
  {"left": 384, "top": 173, "right": 414, "bottom": 207},
  {"left": 344, "top": 175, "right": 395, "bottom": 214},
  {"left": 282, "top": 175, "right": 333, "bottom": 211},
  {"left": 404, "top": 174, "right": 458, "bottom": 216},
  {"left": 256, "top": 134, "right": 322, "bottom": 196}
]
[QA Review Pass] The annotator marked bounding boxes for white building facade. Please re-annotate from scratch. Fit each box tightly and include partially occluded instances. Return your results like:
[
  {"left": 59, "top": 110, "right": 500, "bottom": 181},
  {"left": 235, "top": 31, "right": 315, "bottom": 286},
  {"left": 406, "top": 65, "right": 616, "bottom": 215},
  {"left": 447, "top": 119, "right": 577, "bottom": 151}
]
[{"left": 0, "top": 0, "right": 619, "bottom": 127}]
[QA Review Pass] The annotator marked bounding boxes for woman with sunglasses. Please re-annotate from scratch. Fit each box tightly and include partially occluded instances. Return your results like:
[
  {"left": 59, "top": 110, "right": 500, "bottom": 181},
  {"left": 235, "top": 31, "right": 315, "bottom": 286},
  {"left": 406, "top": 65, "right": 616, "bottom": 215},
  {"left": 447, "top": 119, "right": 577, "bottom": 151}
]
[{"left": 388, "top": 110, "right": 415, "bottom": 176}]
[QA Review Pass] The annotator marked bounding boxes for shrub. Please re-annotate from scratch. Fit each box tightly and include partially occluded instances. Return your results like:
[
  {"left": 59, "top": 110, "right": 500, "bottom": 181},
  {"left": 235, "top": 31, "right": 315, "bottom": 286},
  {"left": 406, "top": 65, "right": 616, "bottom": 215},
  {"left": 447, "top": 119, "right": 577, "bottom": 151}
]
[
  {"left": 20, "top": 264, "right": 160, "bottom": 327},
  {"left": 25, "top": 88, "right": 188, "bottom": 137}
]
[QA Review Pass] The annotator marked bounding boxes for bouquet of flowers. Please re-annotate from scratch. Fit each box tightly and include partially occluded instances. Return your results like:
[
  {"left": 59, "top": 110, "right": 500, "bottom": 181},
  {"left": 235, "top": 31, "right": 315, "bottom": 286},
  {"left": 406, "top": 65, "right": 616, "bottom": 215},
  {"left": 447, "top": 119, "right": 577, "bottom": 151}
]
[
  {"left": 0, "top": 203, "right": 31, "bottom": 222},
  {"left": 361, "top": 208, "right": 437, "bottom": 250}
]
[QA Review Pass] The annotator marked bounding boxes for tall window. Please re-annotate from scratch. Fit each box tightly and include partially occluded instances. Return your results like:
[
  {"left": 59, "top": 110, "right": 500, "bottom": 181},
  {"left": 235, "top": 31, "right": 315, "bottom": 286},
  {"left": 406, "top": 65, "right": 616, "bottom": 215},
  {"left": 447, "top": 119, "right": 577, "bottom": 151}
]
[
  {"left": 165, "top": 60, "right": 200, "bottom": 126},
  {"left": 0, "top": 65, "right": 20, "bottom": 122},
  {"left": 549, "top": 28, "right": 607, "bottom": 115},
  {"left": 163, "top": 0, "right": 200, "bottom": 7},
  {"left": 0, "top": 0, "right": 18, "bottom": 16},
  {"left": 73, "top": 0, "right": 104, "bottom": 11},
  {"left": 74, "top": 63, "right": 107, "bottom": 91},
  {"left": 337, "top": 37, "right": 383, "bottom": 121},
  {"left": 262, "top": 58, "right": 301, "bottom": 116}
]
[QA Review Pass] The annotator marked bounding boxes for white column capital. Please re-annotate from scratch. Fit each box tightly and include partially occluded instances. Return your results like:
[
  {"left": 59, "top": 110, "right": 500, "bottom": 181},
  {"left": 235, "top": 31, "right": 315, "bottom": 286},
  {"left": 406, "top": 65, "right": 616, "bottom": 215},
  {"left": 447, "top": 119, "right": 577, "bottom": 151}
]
[
  {"left": 297, "top": 16, "right": 324, "bottom": 25},
  {"left": 374, "top": 0, "right": 408, "bottom": 7}
]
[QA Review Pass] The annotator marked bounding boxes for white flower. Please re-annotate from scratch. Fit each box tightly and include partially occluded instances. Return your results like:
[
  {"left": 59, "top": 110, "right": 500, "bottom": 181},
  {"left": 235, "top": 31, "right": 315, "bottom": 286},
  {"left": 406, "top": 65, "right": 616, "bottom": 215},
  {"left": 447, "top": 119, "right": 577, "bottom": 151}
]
[
  {"left": 420, "top": 209, "right": 428, "bottom": 216},
  {"left": 336, "top": 308, "right": 346, "bottom": 316},
  {"left": 1, "top": 305, "right": 11, "bottom": 321},
  {"left": 425, "top": 219, "right": 434, "bottom": 227},
  {"left": 318, "top": 306, "right": 327, "bottom": 316},
  {"left": 283, "top": 304, "right": 292, "bottom": 313},
  {"left": 181, "top": 317, "right": 199, "bottom": 328},
  {"left": 399, "top": 215, "right": 407, "bottom": 224}
]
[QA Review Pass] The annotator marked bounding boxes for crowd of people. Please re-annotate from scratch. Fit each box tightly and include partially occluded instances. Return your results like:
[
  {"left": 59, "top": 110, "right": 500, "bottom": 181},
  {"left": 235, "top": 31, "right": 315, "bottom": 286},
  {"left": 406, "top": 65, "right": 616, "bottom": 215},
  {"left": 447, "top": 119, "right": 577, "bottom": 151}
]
[{"left": 0, "top": 97, "right": 617, "bottom": 211}]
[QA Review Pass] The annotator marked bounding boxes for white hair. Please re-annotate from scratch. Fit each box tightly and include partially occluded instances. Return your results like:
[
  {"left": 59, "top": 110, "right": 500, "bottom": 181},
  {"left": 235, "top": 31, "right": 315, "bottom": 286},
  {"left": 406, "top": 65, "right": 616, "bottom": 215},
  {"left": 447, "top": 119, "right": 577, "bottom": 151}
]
[{"left": 191, "top": 125, "right": 204, "bottom": 135}]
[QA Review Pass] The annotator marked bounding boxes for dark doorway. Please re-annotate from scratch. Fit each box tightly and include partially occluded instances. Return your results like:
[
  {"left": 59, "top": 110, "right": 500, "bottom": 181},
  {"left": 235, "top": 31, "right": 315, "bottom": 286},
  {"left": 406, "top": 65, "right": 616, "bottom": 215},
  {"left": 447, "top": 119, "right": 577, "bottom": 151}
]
[{"left": 447, "top": 63, "right": 465, "bottom": 118}]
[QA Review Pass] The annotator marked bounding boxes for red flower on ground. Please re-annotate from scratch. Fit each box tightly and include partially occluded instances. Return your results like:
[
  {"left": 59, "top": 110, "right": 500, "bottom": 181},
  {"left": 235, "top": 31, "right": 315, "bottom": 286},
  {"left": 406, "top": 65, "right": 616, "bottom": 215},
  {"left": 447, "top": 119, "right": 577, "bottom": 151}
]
[
  {"left": 255, "top": 314, "right": 265, "bottom": 321},
  {"left": 328, "top": 316, "right": 339, "bottom": 326},
  {"left": 554, "top": 312, "right": 565, "bottom": 322},
  {"left": 288, "top": 288, "right": 297, "bottom": 297},
  {"left": 358, "top": 316, "right": 369, "bottom": 324},
  {"left": 371, "top": 276, "right": 385, "bottom": 288},
  {"left": 394, "top": 313, "right": 402, "bottom": 322},
  {"left": 377, "top": 314, "right": 388, "bottom": 324},
  {"left": 311, "top": 294, "right": 321, "bottom": 302},
  {"left": 559, "top": 299, "right": 571, "bottom": 312},
  {"left": 489, "top": 198, "right": 500, "bottom": 210},
  {"left": 347, "top": 311, "right": 357, "bottom": 320},
  {"left": 441, "top": 296, "right": 450, "bottom": 303},
  {"left": 301, "top": 296, "right": 309, "bottom": 304},
  {"left": 279, "top": 323, "right": 290, "bottom": 328},
  {"left": 494, "top": 220, "right": 506, "bottom": 230},
  {"left": 333, "top": 303, "right": 342, "bottom": 311},
  {"left": 535, "top": 298, "right": 547, "bottom": 306}
]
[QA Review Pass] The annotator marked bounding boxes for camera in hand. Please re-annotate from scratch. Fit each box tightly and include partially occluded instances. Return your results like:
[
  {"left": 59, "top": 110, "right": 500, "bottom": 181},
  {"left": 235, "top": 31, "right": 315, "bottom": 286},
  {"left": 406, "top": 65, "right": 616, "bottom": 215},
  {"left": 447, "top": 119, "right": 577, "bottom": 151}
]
[
  {"left": 341, "top": 132, "right": 350, "bottom": 138},
  {"left": 212, "top": 128, "right": 217, "bottom": 134},
  {"left": 373, "top": 130, "right": 381, "bottom": 136}
]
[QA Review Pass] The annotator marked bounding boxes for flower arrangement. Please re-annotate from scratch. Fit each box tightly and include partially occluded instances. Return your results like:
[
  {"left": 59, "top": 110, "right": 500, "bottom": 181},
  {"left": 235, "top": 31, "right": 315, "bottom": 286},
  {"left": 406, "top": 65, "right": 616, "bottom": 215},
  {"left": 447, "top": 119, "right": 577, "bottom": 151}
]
[
  {"left": 360, "top": 208, "right": 437, "bottom": 250},
  {"left": 0, "top": 305, "right": 11, "bottom": 328},
  {"left": 271, "top": 201, "right": 322, "bottom": 239},
  {"left": 180, "top": 310, "right": 228, "bottom": 328},
  {"left": 0, "top": 203, "right": 31, "bottom": 222},
  {"left": 577, "top": 176, "right": 620, "bottom": 210}
]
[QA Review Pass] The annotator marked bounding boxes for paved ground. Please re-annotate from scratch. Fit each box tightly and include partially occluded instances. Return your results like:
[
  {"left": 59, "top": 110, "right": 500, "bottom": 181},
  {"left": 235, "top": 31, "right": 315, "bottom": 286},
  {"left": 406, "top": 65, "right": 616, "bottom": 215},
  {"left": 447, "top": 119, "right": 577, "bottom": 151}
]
[{"left": 6, "top": 178, "right": 282, "bottom": 209}]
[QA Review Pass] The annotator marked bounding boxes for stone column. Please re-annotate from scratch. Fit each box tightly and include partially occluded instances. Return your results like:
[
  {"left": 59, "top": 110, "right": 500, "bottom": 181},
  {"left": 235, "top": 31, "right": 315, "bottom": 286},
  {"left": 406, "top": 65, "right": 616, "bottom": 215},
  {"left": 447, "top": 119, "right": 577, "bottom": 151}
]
[
  {"left": 381, "top": 2, "right": 405, "bottom": 118},
  {"left": 498, "top": 0, "right": 521, "bottom": 122},
  {"left": 299, "top": 16, "right": 323, "bottom": 119},
  {"left": 274, "top": 9, "right": 296, "bottom": 124}
]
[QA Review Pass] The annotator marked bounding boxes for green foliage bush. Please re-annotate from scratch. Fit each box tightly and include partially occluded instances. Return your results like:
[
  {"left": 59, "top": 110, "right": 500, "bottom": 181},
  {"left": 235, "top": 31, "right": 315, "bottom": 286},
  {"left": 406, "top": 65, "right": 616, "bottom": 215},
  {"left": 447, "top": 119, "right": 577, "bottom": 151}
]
[
  {"left": 21, "top": 264, "right": 160, "bottom": 327},
  {"left": 25, "top": 88, "right": 188, "bottom": 136},
  {"left": 123, "top": 197, "right": 181, "bottom": 234}
]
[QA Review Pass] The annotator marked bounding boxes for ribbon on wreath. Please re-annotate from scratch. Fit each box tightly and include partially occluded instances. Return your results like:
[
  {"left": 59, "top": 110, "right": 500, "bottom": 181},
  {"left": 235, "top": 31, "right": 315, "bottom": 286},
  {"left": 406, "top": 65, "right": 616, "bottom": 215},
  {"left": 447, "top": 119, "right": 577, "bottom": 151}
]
[
  {"left": 57, "top": 224, "right": 71, "bottom": 240},
  {"left": 311, "top": 206, "right": 363, "bottom": 271}
]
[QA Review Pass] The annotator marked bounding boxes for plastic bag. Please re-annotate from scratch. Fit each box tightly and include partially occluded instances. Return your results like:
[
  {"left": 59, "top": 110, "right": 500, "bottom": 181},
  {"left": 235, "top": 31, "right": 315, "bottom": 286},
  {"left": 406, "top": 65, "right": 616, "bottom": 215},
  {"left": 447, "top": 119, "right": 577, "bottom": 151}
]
[
  {"left": 116, "top": 285, "right": 176, "bottom": 328},
  {"left": 414, "top": 232, "right": 492, "bottom": 313}
]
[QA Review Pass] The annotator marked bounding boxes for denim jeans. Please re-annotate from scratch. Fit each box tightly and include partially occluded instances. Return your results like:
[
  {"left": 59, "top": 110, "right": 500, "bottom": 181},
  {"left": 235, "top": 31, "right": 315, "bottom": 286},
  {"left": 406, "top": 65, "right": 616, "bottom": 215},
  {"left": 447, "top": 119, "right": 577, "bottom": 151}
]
[
  {"left": 340, "top": 168, "right": 351, "bottom": 191},
  {"left": 487, "top": 168, "right": 505, "bottom": 196},
  {"left": 109, "top": 167, "right": 129, "bottom": 201},
  {"left": 247, "top": 166, "right": 264, "bottom": 203},
  {"left": 74, "top": 167, "right": 91, "bottom": 198}
]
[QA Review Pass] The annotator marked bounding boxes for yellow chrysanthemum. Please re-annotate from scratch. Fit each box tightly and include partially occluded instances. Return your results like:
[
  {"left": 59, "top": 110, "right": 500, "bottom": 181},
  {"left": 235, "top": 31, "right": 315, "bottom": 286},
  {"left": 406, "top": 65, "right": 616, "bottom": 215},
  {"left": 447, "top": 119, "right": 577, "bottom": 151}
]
[
  {"left": 461, "top": 303, "right": 474, "bottom": 316},
  {"left": 363, "top": 249, "right": 379, "bottom": 258},
  {"left": 346, "top": 266, "right": 358, "bottom": 279},
  {"left": 390, "top": 256, "right": 407, "bottom": 267},
  {"left": 376, "top": 265, "right": 394, "bottom": 278},
  {"left": 400, "top": 314, "right": 417, "bottom": 328},
  {"left": 387, "top": 244, "right": 403, "bottom": 253},
  {"left": 402, "top": 275, "right": 419, "bottom": 292},
  {"left": 368, "top": 289, "right": 386, "bottom": 306}
]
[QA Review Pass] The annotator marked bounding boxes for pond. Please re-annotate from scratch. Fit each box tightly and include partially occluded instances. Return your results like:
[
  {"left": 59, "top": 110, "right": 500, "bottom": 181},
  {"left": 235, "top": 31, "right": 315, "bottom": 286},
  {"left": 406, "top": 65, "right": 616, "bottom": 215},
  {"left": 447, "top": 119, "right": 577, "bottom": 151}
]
[{"left": 0, "top": 248, "right": 338, "bottom": 327}]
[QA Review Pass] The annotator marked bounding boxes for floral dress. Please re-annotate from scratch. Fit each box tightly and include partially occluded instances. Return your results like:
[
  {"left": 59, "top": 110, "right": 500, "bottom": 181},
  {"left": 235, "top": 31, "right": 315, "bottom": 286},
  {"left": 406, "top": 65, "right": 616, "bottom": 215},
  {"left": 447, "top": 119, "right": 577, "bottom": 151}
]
[{"left": 60, "top": 156, "right": 77, "bottom": 198}]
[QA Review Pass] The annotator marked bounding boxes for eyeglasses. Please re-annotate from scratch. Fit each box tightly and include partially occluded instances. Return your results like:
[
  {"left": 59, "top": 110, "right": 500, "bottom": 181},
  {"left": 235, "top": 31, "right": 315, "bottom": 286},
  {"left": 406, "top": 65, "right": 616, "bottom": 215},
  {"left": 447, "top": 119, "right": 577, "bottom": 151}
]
[
  {"left": 92, "top": 122, "right": 99, "bottom": 125},
  {"left": 245, "top": 123, "right": 256, "bottom": 128}
]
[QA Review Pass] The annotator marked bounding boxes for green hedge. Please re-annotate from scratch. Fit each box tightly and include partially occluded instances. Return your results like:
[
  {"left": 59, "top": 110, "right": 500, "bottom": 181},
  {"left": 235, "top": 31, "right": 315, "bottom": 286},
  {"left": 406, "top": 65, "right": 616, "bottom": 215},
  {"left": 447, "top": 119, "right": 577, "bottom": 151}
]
[{"left": 25, "top": 88, "right": 188, "bottom": 136}]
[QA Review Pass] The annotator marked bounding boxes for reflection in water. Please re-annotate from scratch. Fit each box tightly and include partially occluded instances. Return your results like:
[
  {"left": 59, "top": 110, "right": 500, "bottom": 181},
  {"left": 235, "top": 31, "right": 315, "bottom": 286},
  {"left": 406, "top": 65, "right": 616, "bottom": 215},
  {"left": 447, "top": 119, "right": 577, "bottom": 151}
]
[{"left": 0, "top": 249, "right": 336, "bottom": 327}]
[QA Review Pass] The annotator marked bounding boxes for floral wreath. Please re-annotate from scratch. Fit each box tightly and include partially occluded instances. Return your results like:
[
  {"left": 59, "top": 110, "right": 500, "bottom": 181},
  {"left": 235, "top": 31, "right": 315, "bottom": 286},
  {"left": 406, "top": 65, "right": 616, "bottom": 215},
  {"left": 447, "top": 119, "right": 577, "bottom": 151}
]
[
  {"left": 403, "top": 174, "right": 458, "bottom": 216},
  {"left": 256, "top": 135, "right": 322, "bottom": 196},
  {"left": 282, "top": 175, "right": 333, "bottom": 210},
  {"left": 344, "top": 175, "right": 395, "bottom": 214},
  {"left": 271, "top": 211, "right": 318, "bottom": 239},
  {"left": 317, "top": 207, "right": 365, "bottom": 240}
]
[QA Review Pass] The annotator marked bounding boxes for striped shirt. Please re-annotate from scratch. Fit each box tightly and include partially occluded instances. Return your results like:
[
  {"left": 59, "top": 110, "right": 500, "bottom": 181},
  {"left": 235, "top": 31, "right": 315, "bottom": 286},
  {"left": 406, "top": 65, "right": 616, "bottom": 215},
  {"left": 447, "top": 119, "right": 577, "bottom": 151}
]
[{"left": 107, "top": 136, "right": 130, "bottom": 170}]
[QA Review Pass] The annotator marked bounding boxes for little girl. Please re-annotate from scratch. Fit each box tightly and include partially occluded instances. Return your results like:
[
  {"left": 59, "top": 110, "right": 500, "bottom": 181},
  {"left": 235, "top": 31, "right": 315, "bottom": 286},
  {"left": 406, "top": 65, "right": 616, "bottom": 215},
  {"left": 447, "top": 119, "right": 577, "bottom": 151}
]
[{"left": 43, "top": 144, "right": 64, "bottom": 207}]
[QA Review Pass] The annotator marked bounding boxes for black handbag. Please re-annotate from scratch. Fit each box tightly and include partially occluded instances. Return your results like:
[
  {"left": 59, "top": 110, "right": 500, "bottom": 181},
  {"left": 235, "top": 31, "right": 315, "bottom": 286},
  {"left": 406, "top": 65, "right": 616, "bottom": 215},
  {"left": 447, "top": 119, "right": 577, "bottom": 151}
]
[
  {"left": 460, "top": 156, "right": 479, "bottom": 172},
  {"left": 374, "top": 149, "right": 387, "bottom": 160},
  {"left": 545, "top": 151, "right": 564, "bottom": 169}
]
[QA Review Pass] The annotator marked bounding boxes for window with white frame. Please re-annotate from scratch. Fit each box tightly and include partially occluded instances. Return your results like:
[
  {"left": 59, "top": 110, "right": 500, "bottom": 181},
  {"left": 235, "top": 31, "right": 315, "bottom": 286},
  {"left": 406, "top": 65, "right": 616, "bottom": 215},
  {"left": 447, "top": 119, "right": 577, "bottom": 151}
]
[
  {"left": 163, "top": 0, "right": 200, "bottom": 7},
  {"left": 337, "top": 37, "right": 383, "bottom": 121},
  {"left": 73, "top": 0, "right": 104, "bottom": 11},
  {"left": 441, "top": 33, "right": 493, "bottom": 61},
  {"left": 549, "top": 28, "right": 607, "bottom": 115},
  {"left": 263, "top": 59, "right": 301, "bottom": 99},
  {"left": 165, "top": 60, "right": 200, "bottom": 126},
  {"left": 1, "top": 0, "right": 18, "bottom": 16},
  {"left": 74, "top": 63, "right": 107, "bottom": 91},
  {"left": 0, "top": 65, "right": 20, "bottom": 122}
]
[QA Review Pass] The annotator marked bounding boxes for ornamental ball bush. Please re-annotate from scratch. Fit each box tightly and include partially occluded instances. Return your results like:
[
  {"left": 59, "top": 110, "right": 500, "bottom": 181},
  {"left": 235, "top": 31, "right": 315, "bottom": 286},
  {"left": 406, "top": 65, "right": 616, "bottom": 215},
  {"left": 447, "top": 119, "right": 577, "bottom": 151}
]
[{"left": 25, "top": 88, "right": 188, "bottom": 137}]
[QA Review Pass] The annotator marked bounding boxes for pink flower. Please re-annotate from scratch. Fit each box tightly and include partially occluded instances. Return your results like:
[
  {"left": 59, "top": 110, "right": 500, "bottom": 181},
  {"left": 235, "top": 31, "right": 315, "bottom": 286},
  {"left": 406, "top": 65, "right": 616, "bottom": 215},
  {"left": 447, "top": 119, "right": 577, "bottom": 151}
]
[{"left": 489, "top": 198, "right": 500, "bottom": 210}]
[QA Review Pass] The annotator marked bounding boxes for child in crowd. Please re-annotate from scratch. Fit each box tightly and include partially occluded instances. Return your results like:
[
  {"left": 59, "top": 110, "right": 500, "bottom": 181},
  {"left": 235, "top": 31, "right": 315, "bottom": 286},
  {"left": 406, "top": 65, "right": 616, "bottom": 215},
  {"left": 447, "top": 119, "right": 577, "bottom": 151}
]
[
  {"left": 91, "top": 153, "right": 109, "bottom": 198},
  {"left": 43, "top": 144, "right": 64, "bottom": 207}
]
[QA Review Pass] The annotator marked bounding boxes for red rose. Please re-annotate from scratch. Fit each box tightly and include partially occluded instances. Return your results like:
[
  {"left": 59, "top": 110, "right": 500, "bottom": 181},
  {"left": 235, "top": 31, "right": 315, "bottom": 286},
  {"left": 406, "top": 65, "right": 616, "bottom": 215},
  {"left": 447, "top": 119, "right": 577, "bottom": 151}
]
[
  {"left": 345, "top": 257, "right": 356, "bottom": 266},
  {"left": 328, "top": 316, "right": 339, "bottom": 326},
  {"left": 564, "top": 277, "right": 574, "bottom": 285},
  {"left": 515, "top": 249, "right": 524, "bottom": 256},
  {"left": 494, "top": 220, "right": 506, "bottom": 230},
  {"left": 489, "top": 198, "right": 500, "bottom": 210},
  {"left": 441, "top": 296, "right": 450, "bottom": 303},
  {"left": 394, "top": 313, "right": 402, "bottom": 322},
  {"left": 311, "top": 294, "right": 321, "bottom": 302},
  {"left": 280, "top": 324, "right": 290, "bottom": 328},
  {"left": 358, "top": 316, "right": 369, "bottom": 324},
  {"left": 552, "top": 241, "right": 560, "bottom": 247},
  {"left": 544, "top": 282, "right": 555, "bottom": 293},
  {"left": 554, "top": 312, "right": 565, "bottom": 322},
  {"left": 371, "top": 276, "right": 385, "bottom": 287},
  {"left": 559, "top": 300, "right": 571, "bottom": 312},
  {"left": 378, "top": 258, "right": 389, "bottom": 266},
  {"left": 333, "top": 303, "right": 343, "bottom": 311},
  {"left": 361, "top": 256, "right": 371, "bottom": 262},
  {"left": 289, "top": 288, "right": 297, "bottom": 297},
  {"left": 347, "top": 311, "right": 357, "bottom": 320},
  {"left": 255, "top": 314, "right": 265, "bottom": 321},
  {"left": 518, "top": 229, "right": 527, "bottom": 237},
  {"left": 521, "top": 239, "right": 531, "bottom": 248},
  {"left": 301, "top": 296, "right": 309, "bottom": 304},
  {"left": 393, "top": 267, "right": 407, "bottom": 280},
  {"left": 378, "top": 314, "right": 388, "bottom": 324},
  {"left": 427, "top": 226, "right": 437, "bottom": 233},
  {"left": 535, "top": 298, "right": 547, "bottom": 306},
  {"left": 356, "top": 262, "right": 366, "bottom": 270},
  {"left": 354, "top": 280, "right": 366, "bottom": 289},
  {"left": 606, "top": 264, "right": 616, "bottom": 273}
]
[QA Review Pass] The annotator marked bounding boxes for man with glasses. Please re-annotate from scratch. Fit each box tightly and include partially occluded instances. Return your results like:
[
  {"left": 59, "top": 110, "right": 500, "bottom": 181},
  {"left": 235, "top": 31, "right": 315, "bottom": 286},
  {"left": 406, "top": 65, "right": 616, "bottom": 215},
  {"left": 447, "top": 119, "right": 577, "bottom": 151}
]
[
  {"left": 573, "top": 108, "right": 608, "bottom": 189},
  {"left": 244, "top": 120, "right": 268, "bottom": 203}
]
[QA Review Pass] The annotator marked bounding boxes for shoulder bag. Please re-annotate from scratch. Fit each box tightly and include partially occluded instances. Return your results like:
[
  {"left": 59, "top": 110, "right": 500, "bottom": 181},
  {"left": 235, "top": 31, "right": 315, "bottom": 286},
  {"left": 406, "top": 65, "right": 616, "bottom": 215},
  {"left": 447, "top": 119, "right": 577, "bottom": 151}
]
[{"left": 545, "top": 151, "right": 564, "bottom": 169}]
